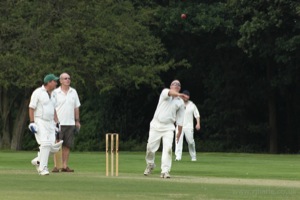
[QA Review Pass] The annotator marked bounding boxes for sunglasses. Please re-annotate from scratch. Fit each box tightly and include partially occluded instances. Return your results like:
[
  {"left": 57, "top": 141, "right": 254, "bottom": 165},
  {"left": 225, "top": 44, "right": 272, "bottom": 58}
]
[
  {"left": 171, "top": 82, "right": 181, "bottom": 87},
  {"left": 62, "top": 77, "right": 71, "bottom": 80}
]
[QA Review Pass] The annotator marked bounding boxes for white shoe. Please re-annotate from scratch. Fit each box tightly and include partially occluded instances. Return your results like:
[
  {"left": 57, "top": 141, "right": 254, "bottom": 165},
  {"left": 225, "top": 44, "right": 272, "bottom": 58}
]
[
  {"left": 144, "top": 163, "right": 155, "bottom": 176},
  {"left": 175, "top": 158, "right": 181, "bottom": 161},
  {"left": 161, "top": 172, "right": 171, "bottom": 179},
  {"left": 39, "top": 167, "right": 50, "bottom": 176},
  {"left": 31, "top": 157, "right": 39, "bottom": 172},
  {"left": 191, "top": 158, "right": 197, "bottom": 161}
]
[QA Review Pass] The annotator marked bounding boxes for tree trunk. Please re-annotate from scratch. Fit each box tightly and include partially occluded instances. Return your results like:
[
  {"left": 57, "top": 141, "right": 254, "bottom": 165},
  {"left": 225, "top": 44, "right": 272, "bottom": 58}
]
[
  {"left": 0, "top": 88, "right": 11, "bottom": 149},
  {"left": 267, "top": 63, "right": 278, "bottom": 153},
  {"left": 0, "top": 122, "right": 10, "bottom": 149},
  {"left": 284, "top": 86, "right": 298, "bottom": 153},
  {"left": 268, "top": 92, "right": 278, "bottom": 153},
  {"left": 11, "top": 97, "right": 30, "bottom": 150}
]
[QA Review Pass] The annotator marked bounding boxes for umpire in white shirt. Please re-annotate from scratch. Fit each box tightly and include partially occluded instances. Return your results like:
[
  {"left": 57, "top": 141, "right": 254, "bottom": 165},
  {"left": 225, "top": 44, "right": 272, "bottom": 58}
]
[{"left": 52, "top": 72, "right": 81, "bottom": 173}]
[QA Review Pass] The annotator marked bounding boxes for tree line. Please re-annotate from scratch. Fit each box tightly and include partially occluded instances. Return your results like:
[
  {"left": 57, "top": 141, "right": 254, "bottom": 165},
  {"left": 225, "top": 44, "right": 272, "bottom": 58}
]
[{"left": 0, "top": 0, "right": 299, "bottom": 153}]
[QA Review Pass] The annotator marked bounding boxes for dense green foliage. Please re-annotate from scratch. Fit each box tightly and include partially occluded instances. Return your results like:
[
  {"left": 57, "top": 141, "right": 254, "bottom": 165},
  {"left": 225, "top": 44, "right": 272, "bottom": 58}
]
[
  {"left": 153, "top": 0, "right": 300, "bottom": 153},
  {"left": 1, "top": 0, "right": 299, "bottom": 153}
]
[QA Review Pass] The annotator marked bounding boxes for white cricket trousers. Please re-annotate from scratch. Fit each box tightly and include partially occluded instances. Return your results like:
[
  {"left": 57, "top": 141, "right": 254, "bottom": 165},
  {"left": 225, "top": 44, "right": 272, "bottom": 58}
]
[
  {"left": 145, "top": 129, "right": 174, "bottom": 173},
  {"left": 34, "top": 118, "right": 55, "bottom": 171},
  {"left": 175, "top": 128, "right": 196, "bottom": 160}
]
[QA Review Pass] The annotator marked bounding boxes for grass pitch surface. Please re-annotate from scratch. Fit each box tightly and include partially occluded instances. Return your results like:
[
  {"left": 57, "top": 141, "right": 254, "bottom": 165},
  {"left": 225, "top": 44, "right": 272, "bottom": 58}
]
[{"left": 1, "top": 151, "right": 300, "bottom": 200}]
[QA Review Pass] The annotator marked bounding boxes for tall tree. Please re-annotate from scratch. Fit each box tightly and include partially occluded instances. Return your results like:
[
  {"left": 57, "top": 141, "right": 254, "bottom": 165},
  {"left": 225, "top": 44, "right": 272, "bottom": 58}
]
[
  {"left": 0, "top": 0, "right": 180, "bottom": 150},
  {"left": 228, "top": 0, "right": 300, "bottom": 153},
  {"left": 0, "top": 0, "right": 54, "bottom": 149}
]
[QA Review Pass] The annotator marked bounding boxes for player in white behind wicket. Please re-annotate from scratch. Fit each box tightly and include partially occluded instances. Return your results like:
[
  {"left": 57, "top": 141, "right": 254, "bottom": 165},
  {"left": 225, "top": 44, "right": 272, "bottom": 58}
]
[{"left": 175, "top": 90, "right": 201, "bottom": 161}]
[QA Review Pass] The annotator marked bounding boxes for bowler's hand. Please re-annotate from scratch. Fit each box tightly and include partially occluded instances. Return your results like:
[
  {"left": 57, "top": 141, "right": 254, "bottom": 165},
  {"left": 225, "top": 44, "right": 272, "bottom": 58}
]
[{"left": 178, "top": 93, "right": 189, "bottom": 100}]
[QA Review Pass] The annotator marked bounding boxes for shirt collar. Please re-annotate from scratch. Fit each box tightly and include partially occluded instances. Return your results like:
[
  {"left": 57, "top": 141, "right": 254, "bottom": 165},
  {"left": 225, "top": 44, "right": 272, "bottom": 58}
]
[{"left": 57, "top": 86, "right": 72, "bottom": 93}]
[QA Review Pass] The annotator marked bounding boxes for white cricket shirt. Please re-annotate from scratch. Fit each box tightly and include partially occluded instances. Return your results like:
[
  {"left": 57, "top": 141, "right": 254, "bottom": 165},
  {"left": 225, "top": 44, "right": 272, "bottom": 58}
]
[
  {"left": 150, "top": 88, "right": 185, "bottom": 131},
  {"left": 29, "top": 85, "right": 56, "bottom": 121},
  {"left": 54, "top": 87, "right": 81, "bottom": 125},
  {"left": 183, "top": 100, "right": 200, "bottom": 129}
]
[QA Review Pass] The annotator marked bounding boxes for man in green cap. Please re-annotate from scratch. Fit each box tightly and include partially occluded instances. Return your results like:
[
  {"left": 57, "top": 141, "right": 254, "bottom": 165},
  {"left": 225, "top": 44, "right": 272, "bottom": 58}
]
[{"left": 28, "top": 74, "right": 63, "bottom": 175}]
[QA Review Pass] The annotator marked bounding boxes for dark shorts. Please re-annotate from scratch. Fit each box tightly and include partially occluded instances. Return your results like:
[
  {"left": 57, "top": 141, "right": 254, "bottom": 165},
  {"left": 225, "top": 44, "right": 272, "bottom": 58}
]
[{"left": 58, "top": 125, "right": 75, "bottom": 148}]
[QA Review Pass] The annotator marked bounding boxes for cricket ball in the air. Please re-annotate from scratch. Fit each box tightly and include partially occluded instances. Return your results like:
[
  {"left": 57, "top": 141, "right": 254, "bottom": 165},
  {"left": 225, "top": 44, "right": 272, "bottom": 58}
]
[{"left": 181, "top": 14, "right": 187, "bottom": 19}]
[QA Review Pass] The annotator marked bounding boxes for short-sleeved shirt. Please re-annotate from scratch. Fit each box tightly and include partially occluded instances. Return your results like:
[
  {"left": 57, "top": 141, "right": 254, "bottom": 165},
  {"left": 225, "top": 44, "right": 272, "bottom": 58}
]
[
  {"left": 29, "top": 85, "right": 56, "bottom": 121},
  {"left": 150, "top": 88, "right": 185, "bottom": 131},
  {"left": 54, "top": 87, "right": 81, "bottom": 125},
  {"left": 183, "top": 100, "right": 200, "bottom": 129}
]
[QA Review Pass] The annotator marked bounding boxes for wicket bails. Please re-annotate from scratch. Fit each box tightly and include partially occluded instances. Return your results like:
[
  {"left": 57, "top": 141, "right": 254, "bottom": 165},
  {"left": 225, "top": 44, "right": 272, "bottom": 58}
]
[{"left": 105, "top": 133, "right": 119, "bottom": 176}]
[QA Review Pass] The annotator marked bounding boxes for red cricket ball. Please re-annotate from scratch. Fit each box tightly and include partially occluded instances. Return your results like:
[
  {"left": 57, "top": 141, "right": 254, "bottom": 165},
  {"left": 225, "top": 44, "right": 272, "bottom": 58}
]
[{"left": 181, "top": 13, "right": 187, "bottom": 19}]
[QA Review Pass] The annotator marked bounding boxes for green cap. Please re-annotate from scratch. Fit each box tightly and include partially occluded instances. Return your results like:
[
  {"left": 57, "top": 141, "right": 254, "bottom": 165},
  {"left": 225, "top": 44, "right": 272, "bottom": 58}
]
[{"left": 44, "top": 74, "right": 59, "bottom": 83}]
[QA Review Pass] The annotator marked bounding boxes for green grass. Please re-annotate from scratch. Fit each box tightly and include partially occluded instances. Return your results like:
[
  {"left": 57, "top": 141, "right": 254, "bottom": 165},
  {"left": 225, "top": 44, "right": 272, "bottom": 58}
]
[{"left": 1, "top": 151, "right": 300, "bottom": 200}]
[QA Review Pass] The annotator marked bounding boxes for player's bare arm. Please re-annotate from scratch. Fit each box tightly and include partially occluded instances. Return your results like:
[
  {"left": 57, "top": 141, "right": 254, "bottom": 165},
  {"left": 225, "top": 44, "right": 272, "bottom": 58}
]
[
  {"left": 168, "top": 90, "right": 189, "bottom": 99},
  {"left": 54, "top": 110, "right": 59, "bottom": 124},
  {"left": 176, "top": 126, "right": 183, "bottom": 143},
  {"left": 29, "top": 108, "right": 35, "bottom": 122},
  {"left": 75, "top": 107, "right": 81, "bottom": 128},
  {"left": 195, "top": 117, "right": 201, "bottom": 130}
]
